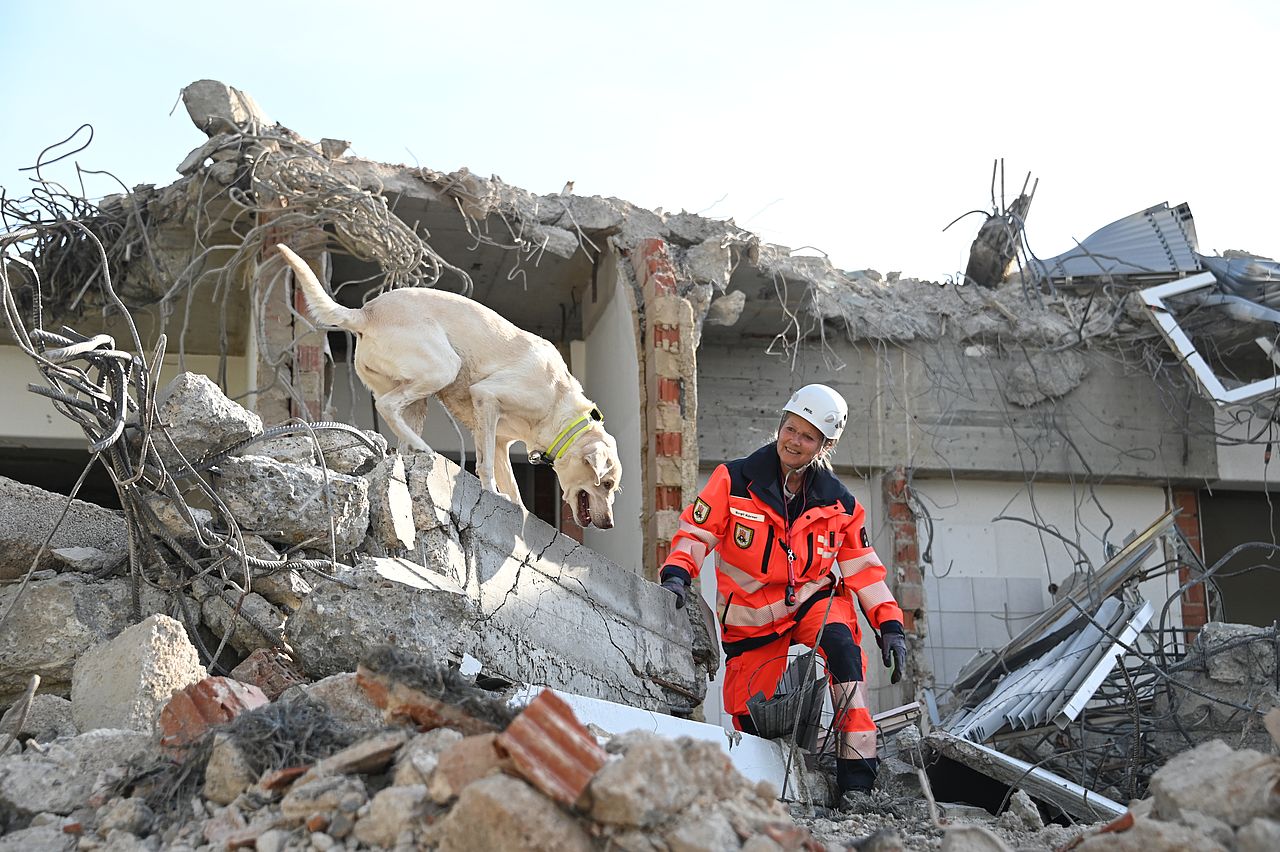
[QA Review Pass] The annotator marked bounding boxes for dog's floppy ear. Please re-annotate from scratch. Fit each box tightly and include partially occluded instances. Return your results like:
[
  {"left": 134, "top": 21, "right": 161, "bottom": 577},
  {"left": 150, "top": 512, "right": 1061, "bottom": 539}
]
[{"left": 584, "top": 444, "right": 611, "bottom": 486}]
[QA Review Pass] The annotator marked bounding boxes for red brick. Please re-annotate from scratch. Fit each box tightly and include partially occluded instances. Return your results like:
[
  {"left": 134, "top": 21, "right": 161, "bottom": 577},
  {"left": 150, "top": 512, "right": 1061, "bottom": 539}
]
[
  {"left": 657, "top": 378, "right": 681, "bottom": 402},
  {"left": 656, "top": 486, "right": 683, "bottom": 511},
  {"left": 902, "top": 611, "right": 917, "bottom": 634},
  {"left": 899, "top": 564, "right": 924, "bottom": 585},
  {"left": 653, "top": 325, "right": 679, "bottom": 349},
  {"left": 230, "top": 649, "right": 305, "bottom": 700},
  {"left": 655, "top": 432, "right": 682, "bottom": 456},
  {"left": 429, "top": 733, "right": 505, "bottom": 803},
  {"left": 896, "top": 583, "right": 924, "bottom": 611},
  {"left": 888, "top": 502, "right": 914, "bottom": 522},
  {"left": 497, "top": 690, "right": 607, "bottom": 807},
  {"left": 159, "top": 677, "right": 269, "bottom": 754},
  {"left": 893, "top": 542, "right": 919, "bottom": 566},
  {"left": 656, "top": 540, "right": 670, "bottom": 568}
]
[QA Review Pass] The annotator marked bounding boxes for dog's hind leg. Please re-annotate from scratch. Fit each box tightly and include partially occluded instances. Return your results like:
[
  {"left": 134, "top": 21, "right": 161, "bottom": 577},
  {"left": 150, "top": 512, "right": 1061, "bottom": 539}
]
[
  {"left": 374, "top": 386, "right": 433, "bottom": 454},
  {"left": 469, "top": 391, "right": 504, "bottom": 496}
]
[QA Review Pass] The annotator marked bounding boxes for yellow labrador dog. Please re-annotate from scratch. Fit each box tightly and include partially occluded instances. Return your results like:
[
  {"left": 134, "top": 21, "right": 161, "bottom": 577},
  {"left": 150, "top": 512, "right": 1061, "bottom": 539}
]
[{"left": 275, "top": 245, "right": 620, "bottom": 528}]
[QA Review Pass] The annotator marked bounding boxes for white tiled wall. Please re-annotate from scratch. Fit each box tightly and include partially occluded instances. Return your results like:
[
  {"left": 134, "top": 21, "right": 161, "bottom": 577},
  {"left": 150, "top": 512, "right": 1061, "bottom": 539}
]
[{"left": 915, "top": 479, "right": 1171, "bottom": 690}]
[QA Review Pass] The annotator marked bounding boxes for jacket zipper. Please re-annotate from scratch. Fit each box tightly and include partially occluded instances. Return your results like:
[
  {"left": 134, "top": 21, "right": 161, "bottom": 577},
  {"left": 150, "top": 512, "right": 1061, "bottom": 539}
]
[{"left": 804, "top": 532, "right": 814, "bottom": 574}]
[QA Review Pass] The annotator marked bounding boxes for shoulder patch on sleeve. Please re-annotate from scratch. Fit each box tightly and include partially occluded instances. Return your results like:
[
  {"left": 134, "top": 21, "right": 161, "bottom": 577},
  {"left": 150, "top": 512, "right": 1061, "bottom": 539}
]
[
  {"left": 860, "top": 526, "right": 871, "bottom": 549},
  {"left": 692, "top": 498, "right": 711, "bottom": 525}
]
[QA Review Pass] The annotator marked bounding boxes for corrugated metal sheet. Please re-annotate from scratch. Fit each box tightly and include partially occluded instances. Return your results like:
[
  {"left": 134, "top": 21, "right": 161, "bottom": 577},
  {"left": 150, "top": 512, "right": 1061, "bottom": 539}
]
[
  {"left": 944, "top": 597, "right": 1153, "bottom": 742},
  {"left": 1031, "top": 202, "right": 1200, "bottom": 281}
]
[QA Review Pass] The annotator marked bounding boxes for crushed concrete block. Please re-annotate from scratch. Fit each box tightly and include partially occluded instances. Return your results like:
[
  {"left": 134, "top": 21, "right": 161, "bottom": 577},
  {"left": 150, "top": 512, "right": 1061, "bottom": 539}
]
[
  {"left": 392, "top": 728, "right": 465, "bottom": 786},
  {"left": 47, "top": 547, "right": 119, "bottom": 574},
  {"left": 685, "top": 238, "right": 732, "bottom": 290},
  {"left": 297, "top": 730, "right": 410, "bottom": 786},
  {"left": 0, "top": 476, "right": 128, "bottom": 581},
  {"left": 181, "top": 79, "right": 271, "bottom": 136},
  {"left": 0, "top": 822, "right": 77, "bottom": 851},
  {"left": 158, "top": 677, "right": 268, "bottom": 752},
  {"left": 663, "top": 805, "right": 740, "bottom": 851},
  {"left": 0, "top": 574, "right": 172, "bottom": 706},
  {"left": 279, "top": 775, "right": 367, "bottom": 825},
  {"left": 1000, "top": 789, "right": 1043, "bottom": 832},
  {"left": 197, "top": 583, "right": 287, "bottom": 656},
  {"left": 0, "top": 729, "right": 153, "bottom": 828},
  {"left": 556, "top": 196, "right": 624, "bottom": 233},
  {"left": 202, "top": 734, "right": 255, "bottom": 806},
  {"left": 528, "top": 224, "right": 581, "bottom": 259},
  {"left": 153, "top": 372, "right": 263, "bottom": 472},
  {"left": 1003, "top": 349, "right": 1088, "bottom": 407},
  {"left": 427, "top": 734, "right": 504, "bottom": 804},
  {"left": 96, "top": 796, "right": 154, "bottom": 836},
  {"left": 0, "top": 693, "right": 76, "bottom": 744},
  {"left": 1149, "top": 739, "right": 1280, "bottom": 828},
  {"left": 141, "top": 493, "right": 212, "bottom": 541},
  {"left": 1238, "top": 817, "right": 1280, "bottom": 852},
  {"left": 212, "top": 455, "right": 369, "bottom": 555},
  {"left": 254, "top": 429, "right": 385, "bottom": 476},
  {"left": 589, "top": 732, "right": 758, "bottom": 829},
  {"left": 353, "top": 784, "right": 429, "bottom": 848},
  {"left": 705, "top": 290, "right": 746, "bottom": 327},
  {"left": 429, "top": 774, "right": 594, "bottom": 852},
  {"left": 279, "top": 672, "right": 384, "bottom": 731},
  {"left": 1071, "top": 811, "right": 1226, "bottom": 851},
  {"left": 70, "top": 613, "right": 206, "bottom": 734},
  {"left": 940, "top": 824, "right": 1012, "bottom": 851},
  {"left": 364, "top": 455, "right": 415, "bottom": 551}
]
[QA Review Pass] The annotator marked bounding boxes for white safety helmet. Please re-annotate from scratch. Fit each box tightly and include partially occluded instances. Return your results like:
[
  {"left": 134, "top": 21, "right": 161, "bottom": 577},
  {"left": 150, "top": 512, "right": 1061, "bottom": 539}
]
[{"left": 782, "top": 384, "right": 848, "bottom": 441}]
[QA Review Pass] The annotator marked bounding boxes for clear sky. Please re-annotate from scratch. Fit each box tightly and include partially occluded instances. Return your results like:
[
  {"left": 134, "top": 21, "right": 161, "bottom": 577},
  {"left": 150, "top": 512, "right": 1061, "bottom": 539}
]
[{"left": 3, "top": 0, "right": 1277, "bottom": 282}]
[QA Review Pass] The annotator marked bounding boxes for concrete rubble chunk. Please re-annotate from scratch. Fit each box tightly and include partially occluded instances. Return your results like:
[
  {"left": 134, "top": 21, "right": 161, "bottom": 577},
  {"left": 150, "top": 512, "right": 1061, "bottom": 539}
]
[
  {"left": 196, "top": 582, "right": 287, "bottom": 656},
  {"left": 96, "top": 796, "right": 154, "bottom": 837},
  {"left": 427, "top": 733, "right": 505, "bottom": 804},
  {"left": 1070, "top": 811, "right": 1226, "bottom": 851},
  {"left": 296, "top": 729, "right": 409, "bottom": 786},
  {"left": 181, "top": 79, "right": 271, "bottom": 136},
  {"left": 254, "top": 429, "right": 386, "bottom": 476},
  {"left": 353, "top": 783, "right": 429, "bottom": 848},
  {"left": 1237, "top": 817, "right": 1280, "bottom": 852},
  {"left": 153, "top": 371, "right": 263, "bottom": 472},
  {"left": 212, "top": 454, "right": 370, "bottom": 555},
  {"left": 392, "top": 728, "right": 465, "bottom": 786},
  {"left": 1003, "top": 349, "right": 1088, "bottom": 407},
  {"left": 48, "top": 546, "right": 119, "bottom": 574},
  {"left": 662, "top": 805, "right": 740, "bottom": 851},
  {"left": 70, "top": 613, "right": 206, "bottom": 735},
  {"left": 158, "top": 676, "right": 269, "bottom": 752},
  {"left": 1149, "top": 739, "right": 1280, "bottom": 828},
  {"left": 141, "top": 493, "right": 212, "bottom": 540},
  {"left": 364, "top": 454, "right": 416, "bottom": 551},
  {"left": 429, "top": 774, "right": 594, "bottom": 852},
  {"left": 279, "top": 774, "right": 367, "bottom": 825},
  {"left": 0, "top": 729, "right": 153, "bottom": 829},
  {"left": 279, "top": 672, "right": 384, "bottom": 731},
  {"left": 684, "top": 238, "right": 732, "bottom": 290},
  {"left": 0, "top": 475, "right": 128, "bottom": 581},
  {"left": 202, "top": 734, "right": 255, "bottom": 806},
  {"left": 0, "top": 575, "right": 171, "bottom": 706},
  {"left": 705, "top": 290, "right": 746, "bottom": 327},
  {"left": 0, "top": 693, "right": 75, "bottom": 744},
  {"left": 555, "top": 196, "right": 624, "bottom": 233}
]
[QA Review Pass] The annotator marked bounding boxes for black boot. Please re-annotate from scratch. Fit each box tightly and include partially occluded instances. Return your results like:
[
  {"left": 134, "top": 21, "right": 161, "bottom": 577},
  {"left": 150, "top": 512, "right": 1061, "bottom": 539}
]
[{"left": 837, "top": 756, "right": 880, "bottom": 796}]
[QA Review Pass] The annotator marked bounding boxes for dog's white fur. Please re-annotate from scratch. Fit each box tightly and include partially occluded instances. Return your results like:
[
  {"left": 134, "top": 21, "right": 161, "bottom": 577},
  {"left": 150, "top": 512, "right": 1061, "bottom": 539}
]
[{"left": 276, "top": 244, "right": 621, "bottom": 528}]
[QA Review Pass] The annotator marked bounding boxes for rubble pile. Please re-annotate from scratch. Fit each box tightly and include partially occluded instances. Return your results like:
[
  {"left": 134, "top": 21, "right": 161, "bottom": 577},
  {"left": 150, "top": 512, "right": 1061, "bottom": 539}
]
[{"left": 0, "top": 635, "right": 821, "bottom": 852}]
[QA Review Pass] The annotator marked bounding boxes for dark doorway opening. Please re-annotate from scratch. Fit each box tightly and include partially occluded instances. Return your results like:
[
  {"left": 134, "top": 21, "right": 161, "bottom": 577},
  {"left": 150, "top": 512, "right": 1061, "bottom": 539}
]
[{"left": 1198, "top": 489, "right": 1280, "bottom": 627}]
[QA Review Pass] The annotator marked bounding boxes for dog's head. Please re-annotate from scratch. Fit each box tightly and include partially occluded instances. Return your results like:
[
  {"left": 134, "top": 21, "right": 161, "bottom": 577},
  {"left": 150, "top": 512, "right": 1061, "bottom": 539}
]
[{"left": 553, "top": 427, "right": 622, "bottom": 529}]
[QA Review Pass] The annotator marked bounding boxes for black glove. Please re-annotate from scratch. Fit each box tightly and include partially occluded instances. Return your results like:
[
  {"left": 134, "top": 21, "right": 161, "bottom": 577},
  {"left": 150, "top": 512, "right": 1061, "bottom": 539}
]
[
  {"left": 659, "top": 568, "right": 689, "bottom": 609},
  {"left": 877, "top": 620, "right": 907, "bottom": 684}
]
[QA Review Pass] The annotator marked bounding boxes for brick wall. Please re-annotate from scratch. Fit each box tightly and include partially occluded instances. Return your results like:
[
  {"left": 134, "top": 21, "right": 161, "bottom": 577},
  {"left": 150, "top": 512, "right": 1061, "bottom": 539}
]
[
  {"left": 882, "top": 466, "right": 925, "bottom": 636},
  {"left": 1170, "top": 488, "right": 1207, "bottom": 637}
]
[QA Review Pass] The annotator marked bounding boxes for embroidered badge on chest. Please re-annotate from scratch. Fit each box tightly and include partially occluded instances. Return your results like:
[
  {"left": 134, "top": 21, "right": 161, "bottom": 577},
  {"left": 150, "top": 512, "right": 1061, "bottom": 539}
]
[
  {"left": 692, "top": 498, "right": 711, "bottom": 525},
  {"left": 733, "top": 522, "right": 755, "bottom": 549}
]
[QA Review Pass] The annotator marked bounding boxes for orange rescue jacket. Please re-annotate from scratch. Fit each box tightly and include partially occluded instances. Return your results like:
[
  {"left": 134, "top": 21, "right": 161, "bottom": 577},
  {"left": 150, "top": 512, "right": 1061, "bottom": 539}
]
[{"left": 661, "top": 444, "right": 903, "bottom": 658}]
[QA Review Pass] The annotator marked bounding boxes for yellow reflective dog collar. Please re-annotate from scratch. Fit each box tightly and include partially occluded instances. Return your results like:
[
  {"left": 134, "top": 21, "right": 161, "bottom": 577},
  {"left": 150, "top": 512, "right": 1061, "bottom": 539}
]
[{"left": 544, "top": 407, "right": 604, "bottom": 462}]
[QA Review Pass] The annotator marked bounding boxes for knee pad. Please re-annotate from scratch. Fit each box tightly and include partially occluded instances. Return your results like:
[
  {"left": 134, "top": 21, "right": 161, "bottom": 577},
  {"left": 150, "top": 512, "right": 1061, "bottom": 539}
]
[{"left": 819, "top": 623, "right": 863, "bottom": 683}]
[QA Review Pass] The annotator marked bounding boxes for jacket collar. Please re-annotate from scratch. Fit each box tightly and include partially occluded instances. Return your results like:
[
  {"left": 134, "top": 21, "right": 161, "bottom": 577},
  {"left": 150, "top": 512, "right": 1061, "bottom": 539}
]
[{"left": 740, "top": 442, "right": 850, "bottom": 519}]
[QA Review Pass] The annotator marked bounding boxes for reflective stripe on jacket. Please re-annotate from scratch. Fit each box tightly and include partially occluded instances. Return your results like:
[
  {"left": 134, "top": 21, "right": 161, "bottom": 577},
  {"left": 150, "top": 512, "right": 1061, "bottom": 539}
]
[{"left": 662, "top": 443, "right": 904, "bottom": 648}]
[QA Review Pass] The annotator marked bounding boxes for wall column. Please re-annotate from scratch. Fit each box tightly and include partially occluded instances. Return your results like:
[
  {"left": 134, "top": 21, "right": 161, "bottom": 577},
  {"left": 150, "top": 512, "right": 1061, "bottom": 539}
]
[
  {"left": 1170, "top": 488, "right": 1208, "bottom": 639},
  {"left": 629, "top": 239, "right": 698, "bottom": 579}
]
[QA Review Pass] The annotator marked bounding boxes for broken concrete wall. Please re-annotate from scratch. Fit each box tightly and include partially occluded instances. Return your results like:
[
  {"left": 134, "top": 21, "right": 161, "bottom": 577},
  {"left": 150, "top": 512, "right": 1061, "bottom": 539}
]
[
  {"left": 697, "top": 338, "right": 1217, "bottom": 482},
  {"left": 288, "top": 451, "right": 703, "bottom": 713}
]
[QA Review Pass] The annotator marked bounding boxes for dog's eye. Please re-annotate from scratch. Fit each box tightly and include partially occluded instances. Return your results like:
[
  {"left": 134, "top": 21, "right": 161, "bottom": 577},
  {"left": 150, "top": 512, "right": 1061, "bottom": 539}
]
[{"left": 602, "top": 479, "right": 615, "bottom": 491}]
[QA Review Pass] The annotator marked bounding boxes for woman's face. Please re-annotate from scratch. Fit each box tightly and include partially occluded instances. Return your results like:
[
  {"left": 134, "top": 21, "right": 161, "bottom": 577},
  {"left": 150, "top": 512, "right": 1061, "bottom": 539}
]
[{"left": 776, "top": 413, "right": 825, "bottom": 471}]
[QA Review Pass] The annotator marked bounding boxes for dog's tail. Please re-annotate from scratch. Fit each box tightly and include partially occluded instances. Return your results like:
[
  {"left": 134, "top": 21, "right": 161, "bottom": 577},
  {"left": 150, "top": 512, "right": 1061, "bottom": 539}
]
[{"left": 275, "top": 244, "right": 366, "bottom": 332}]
